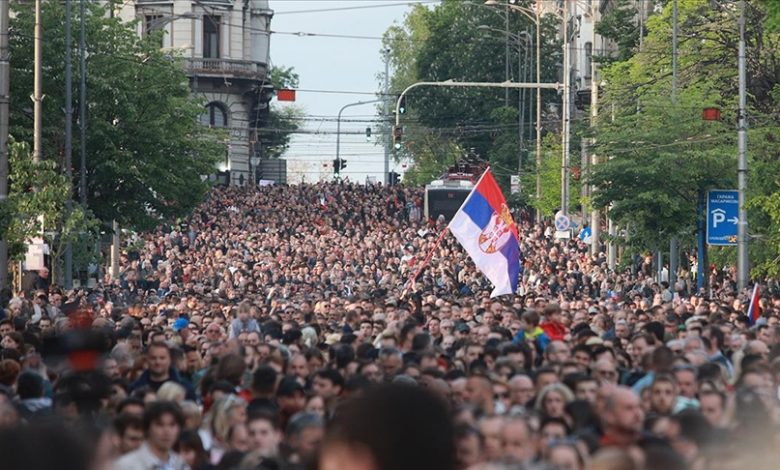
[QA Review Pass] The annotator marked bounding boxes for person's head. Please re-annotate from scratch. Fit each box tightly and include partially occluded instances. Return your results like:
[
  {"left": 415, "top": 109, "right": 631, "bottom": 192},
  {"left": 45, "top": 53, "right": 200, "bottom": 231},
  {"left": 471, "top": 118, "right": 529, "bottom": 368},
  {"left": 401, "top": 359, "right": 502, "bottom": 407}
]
[
  {"left": 501, "top": 417, "right": 535, "bottom": 464},
  {"left": 176, "top": 429, "right": 208, "bottom": 470},
  {"left": 143, "top": 401, "right": 185, "bottom": 454},
  {"left": 114, "top": 413, "right": 145, "bottom": 454},
  {"left": 538, "top": 416, "right": 571, "bottom": 451},
  {"left": 650, "top": 375, "right": 678, "bottom": 416},
  {"left": 535, "top": 383, "right": 574, "bottom": 418},
  {"left": 465, "top": 375, "right": 493, "bottom": 413},
  {"left": 672, "top": 365, "right": 698, "bottom": 399},
  {"left": 574, "top": 376, "right": 599, "bottom": 404},
  {"left": 546, "top": 341, "right": 571, "bottom": 365},
  {"left": 276, "top": 377, "right": 306, "bottom": 415},
  {"left": 545, "top": 440, "right": 584, "bottom": 470},
  {"left": 455, "top": 424, "right": 483, "bottom": 469},
  {"left": 378, "top": 347, "right": 403, "bottom": 378},
  {"left": 116, "top": 397, "right": 146, "bottom": 417},
  {"left": 209, "top": 394, "right": 247, "bottom": 444},
  {"left": 593, "top": 358, "right": 619, "bottom": 385},
  {"left": 157, "top": 381, "right": 186, "bottom": 403},
  {"left": 320, "top": 384, "right": 456, "bottom": 470},
  {"left": 16, "top": 371, "right": 44, "bottom": 400},
  {"left": 146, "top": 342, "right": 172, "bottom": 379},
  {"left": 601, "top": 387, "right": 644, "bottom": 441},
  {"left": 698, "top": 389, "right": 726, "bottom": 427},
  {"left": 313, "top": 369, "right": 344, "bottom": 403},
  {"left": 286, "top": 412, "right": 324, "bottom": 463},
  {"left": 508, "top": 374, "right": 535, "bottom": 407},
  {"left": 245, "top": 410, "right": 281, "bottom": 457}
]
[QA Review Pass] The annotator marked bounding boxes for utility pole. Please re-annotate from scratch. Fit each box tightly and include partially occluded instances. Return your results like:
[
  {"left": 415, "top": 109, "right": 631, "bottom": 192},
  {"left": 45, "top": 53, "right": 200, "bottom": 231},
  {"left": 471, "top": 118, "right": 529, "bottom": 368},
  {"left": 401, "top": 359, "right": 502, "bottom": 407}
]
[
  {"left": 736, "top": 0, "right": 748, "bottom": 291},
  {"left": 79, "top": 0, "right": 87, "bottom": 206},
  {"left": 534, "top": 10, "right": 541, "bottom": 224},
  {"left": 504, "top": 7, "right": 509, "bottom": 107},
  {"left": 0, "top": 0, "right": 10, "bottom": 289},
  {"left": 111, "top": 219, "right": 119, "bottom": 280},
  {"left": 607, "top": 102, "right": 616, "bottom": 270},
  {"left": 63, "top": 0, "right": 73, "bottom": 289},
  {"left": 590, "top": 4, "right": 600, "bottom": 257},
  {"left": 669, "top": 0, "right": 679, "bottom": 292},
  {"left": 561, "top": 0, "right": 570, "bottom": 216},
  {"left": 32, "top": 0, "right": 42, "bottom": 164},
  {"left": 383, "top": 50, "right": 390, "bottom": 185}
]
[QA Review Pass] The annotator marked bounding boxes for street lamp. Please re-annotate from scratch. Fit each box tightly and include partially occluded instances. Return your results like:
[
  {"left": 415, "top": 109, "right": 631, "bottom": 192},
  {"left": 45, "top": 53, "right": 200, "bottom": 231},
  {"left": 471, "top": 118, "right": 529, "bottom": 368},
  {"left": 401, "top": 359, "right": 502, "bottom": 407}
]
[
  {"left": 484, "top": 0, "right": 543, "bottom": 221},
  {"left": 477, "top": 25, "right": 532, "bottom": 175}
]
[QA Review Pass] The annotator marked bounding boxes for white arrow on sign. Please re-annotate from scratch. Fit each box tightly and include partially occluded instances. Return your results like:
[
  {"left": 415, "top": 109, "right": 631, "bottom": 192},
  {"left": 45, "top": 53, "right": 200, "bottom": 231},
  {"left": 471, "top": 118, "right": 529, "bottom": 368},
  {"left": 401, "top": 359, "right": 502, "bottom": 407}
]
[
  {"left": 711, "top": 208, "right": 725, "bottom": 227},
  {"left": 728, "top": 217, "right": 738, "bottom": 224}
]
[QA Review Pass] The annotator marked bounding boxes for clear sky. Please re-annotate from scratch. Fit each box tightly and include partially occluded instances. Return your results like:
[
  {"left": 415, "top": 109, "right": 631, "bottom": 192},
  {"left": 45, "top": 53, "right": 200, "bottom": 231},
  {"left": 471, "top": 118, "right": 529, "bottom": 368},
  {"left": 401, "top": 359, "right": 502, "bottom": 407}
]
[{"left": 269, "top": 1, "right": 436, "bottom": 183}]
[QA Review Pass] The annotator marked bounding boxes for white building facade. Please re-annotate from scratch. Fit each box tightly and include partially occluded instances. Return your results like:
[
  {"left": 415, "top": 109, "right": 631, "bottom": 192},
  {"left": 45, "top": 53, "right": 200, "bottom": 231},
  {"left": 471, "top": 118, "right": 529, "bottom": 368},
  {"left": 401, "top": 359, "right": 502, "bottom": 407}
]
[{"left": 114, "top": 0, "right": 274, "bottom": 186}]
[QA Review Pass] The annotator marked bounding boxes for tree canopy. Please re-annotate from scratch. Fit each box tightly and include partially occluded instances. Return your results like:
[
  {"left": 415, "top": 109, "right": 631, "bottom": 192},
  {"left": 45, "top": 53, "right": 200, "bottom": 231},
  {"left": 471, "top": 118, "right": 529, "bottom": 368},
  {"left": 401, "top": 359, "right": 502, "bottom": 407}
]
[
  {"left": 9, "top": 1, "right": 225, "bottom": 231},
  {"left": 382, "top": 0, "right": 562, "bottom": 193},
  {"left": 589, "top": 0, "right": 780, "bottom": 275}
]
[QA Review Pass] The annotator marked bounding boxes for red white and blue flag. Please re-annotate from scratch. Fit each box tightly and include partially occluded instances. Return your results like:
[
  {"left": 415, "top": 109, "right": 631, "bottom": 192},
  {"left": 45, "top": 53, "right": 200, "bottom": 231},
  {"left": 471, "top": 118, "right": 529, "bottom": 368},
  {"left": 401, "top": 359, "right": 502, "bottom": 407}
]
[
  {"left": 747, "top": 284, "right": 762, "bottom": 326},
  {"left": 448, "top": 168, "right": 520, "bottom": 297}
]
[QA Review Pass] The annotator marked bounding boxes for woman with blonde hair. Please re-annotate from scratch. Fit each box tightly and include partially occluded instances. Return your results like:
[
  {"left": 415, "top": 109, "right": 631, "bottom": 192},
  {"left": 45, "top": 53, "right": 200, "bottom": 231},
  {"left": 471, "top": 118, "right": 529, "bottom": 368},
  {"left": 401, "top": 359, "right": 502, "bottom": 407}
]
[
  {"left": 157, "top": 381, "right": 187, "bottom": 402},
  {"left": 199, "top": 393, "right": 247, "bottom": 465},
  {"left": 535, "top": 383, "right": 575, "bottom": 419}
]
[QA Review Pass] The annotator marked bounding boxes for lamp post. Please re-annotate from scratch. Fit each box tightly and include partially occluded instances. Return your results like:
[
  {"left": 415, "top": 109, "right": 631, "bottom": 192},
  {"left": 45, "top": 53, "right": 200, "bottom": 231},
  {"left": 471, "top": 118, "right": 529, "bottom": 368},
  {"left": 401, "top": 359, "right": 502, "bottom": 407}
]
[
  {"left": 737, "top": 0, "right": 748, "bottom": 291},
  {"left": 477, "top": 26, "right": 532, "bottom": 175},
  {"left": 484, "top": 0, "right": 542, "bottom": 221}
]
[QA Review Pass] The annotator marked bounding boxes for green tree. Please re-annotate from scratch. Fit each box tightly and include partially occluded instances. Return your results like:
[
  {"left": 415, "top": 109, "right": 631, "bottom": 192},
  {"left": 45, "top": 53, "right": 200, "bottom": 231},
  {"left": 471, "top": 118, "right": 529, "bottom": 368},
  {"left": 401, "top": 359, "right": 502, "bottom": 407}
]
[
  {"left": 590, "top": 0, "right": 780, "bottom": 268},
  {"left": 0, "top": 141, "right": 100, "bottom": 284},
  {"left": 259, "top": 66, "right": 304, "bottom": 159},
  {"left": 765, "top": 0, "right": 780, "bottom": 30},
  {"left": 382, "top": 0, "right": 561, "bottom": 193},
  {"left": 9, "top": 1, "right": 224, "bottom": 231}
]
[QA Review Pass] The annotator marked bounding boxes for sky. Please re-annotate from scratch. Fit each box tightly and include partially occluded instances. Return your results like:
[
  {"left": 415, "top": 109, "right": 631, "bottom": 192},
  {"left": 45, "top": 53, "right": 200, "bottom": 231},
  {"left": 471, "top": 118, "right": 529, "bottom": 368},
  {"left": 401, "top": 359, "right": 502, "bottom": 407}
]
[{"left": 269, "top": 0, "right": 437, "bottom": 183}]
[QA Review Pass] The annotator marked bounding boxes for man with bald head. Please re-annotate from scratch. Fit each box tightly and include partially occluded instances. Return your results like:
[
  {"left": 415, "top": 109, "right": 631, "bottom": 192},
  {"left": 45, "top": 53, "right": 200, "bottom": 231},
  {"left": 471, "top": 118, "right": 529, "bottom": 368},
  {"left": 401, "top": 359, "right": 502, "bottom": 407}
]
[
  {"left": 508, "top": 374, "right": 535, "bottom": 409},
  {"left": 464, "top": 375, "right": 495, "bottom": 417},
  {"left": 600, "top": 387, "right": 644, "bottom": 447}
]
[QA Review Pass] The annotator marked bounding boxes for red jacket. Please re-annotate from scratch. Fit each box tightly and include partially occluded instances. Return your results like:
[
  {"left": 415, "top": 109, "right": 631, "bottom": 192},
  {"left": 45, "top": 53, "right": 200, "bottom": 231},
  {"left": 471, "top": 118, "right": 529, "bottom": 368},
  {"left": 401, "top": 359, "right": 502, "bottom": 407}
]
[{"left": 540, "top": 320, "right": 568, "bottom": 341}]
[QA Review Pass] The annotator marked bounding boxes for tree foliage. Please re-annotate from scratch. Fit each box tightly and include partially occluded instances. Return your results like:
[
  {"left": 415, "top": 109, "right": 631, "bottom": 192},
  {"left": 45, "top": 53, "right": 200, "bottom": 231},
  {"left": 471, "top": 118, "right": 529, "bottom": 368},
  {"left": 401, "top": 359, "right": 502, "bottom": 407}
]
[
  {"left": 590, "top": 0, "right": 780, "bottom": 274},
  {"left": 0, "top": 141, "right": 100, "bottom": 284},
  {"left": 9, "top": 1, "right": 225, "bottom": 231},
  {"left": 382, "top": 0, "right": 562, "bottom": 192},
  {"left": 260, "top": 66, "right": 304, "bottom": 160}
]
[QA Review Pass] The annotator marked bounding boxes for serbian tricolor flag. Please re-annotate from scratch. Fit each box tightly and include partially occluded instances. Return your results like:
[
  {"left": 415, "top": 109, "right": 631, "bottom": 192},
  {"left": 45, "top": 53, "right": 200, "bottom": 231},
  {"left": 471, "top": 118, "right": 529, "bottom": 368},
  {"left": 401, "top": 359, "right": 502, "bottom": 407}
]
[
  {"left": 747, "top": 284, "right": 762, "bottom": 325},
  {"left": 449, "top": 168, "right": 520, "bottom": 297}
]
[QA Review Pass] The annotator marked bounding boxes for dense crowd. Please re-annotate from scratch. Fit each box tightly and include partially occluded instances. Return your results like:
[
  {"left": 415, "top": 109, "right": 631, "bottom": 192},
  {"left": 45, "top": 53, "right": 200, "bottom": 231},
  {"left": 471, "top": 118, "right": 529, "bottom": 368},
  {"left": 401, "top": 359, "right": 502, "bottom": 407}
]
[{"left": 1, "top": 182, "right": 779, "bottom": 470}]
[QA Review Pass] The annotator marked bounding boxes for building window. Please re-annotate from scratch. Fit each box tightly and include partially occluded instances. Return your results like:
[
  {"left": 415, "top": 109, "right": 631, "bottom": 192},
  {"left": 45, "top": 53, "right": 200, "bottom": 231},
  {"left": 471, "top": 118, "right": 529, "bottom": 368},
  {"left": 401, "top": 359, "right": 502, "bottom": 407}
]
[
  {"left": 201, "top": 102, "right": 228, "bottom": 128},
  {"left": 203, "top": 16, "right": 220, "bottom": 58},
  {"left": 144, "top": 15, "right": 164, "bottom": 47},
  {"left": 584, "top": 42, "right": 593, "bottom": 79}
]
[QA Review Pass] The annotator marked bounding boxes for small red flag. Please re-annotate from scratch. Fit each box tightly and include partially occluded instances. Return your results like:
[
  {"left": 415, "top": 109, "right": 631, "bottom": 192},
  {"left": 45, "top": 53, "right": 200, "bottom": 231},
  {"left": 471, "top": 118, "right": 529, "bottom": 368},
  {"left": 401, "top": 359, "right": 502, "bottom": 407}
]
[
  {"left": 748, "top": 284, "right": 762, "bottom": 325},
  {"left": 277, "top": 89, "right": 296, "bottom": 102}
]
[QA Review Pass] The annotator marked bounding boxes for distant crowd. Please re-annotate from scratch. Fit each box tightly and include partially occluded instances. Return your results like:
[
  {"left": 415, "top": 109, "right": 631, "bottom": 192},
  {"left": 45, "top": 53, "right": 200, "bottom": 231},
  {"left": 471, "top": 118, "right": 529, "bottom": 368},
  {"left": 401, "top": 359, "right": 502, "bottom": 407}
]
[{"left": 0, "top": 182, "right": 777, "bottom": 470}]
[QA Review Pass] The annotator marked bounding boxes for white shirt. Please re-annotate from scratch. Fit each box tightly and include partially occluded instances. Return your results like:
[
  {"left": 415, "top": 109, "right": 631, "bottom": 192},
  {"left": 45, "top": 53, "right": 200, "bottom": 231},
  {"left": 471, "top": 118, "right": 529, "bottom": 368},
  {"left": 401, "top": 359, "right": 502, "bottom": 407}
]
[{"left": 113, "top": 443, "right": 189, "bottom": 470}]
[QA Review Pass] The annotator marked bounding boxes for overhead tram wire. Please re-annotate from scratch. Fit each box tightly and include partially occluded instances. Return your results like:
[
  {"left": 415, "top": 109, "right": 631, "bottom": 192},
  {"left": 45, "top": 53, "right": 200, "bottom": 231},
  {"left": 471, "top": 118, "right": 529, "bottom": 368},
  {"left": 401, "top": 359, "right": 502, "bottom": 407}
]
[{"left": 273, "top": 1, "right": 440, "bottom": 15}]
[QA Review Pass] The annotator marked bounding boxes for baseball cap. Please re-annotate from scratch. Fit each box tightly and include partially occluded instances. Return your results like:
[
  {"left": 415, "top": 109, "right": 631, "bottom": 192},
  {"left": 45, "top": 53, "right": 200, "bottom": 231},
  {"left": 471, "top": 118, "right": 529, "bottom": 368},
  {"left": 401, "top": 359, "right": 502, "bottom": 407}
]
[
  {"left": 173, "top": 318, "right": 190, "bottom": 332},
  {"left": 276, "top": 377, "right": 305, "bottom": 397}
]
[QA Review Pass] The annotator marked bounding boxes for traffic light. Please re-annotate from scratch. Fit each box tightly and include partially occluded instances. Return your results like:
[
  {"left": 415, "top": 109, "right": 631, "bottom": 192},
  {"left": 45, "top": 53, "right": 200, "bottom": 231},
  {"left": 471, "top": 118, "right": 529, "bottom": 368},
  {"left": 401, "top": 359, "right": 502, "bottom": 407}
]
[
  {"left": 399, "top": 96, "right": 407, "bottom": 114},
  {"left": 332, "top": 159, "right": 347, "bottom": 174},
  {"left": 365, "top": 126, "right": 372, "bottom": 142},
  {"left": 389, "top": 171, "right": 401, "bottom": 186},
  {"left": 393, "top": 125, "right": 403, "bottom": 150}
]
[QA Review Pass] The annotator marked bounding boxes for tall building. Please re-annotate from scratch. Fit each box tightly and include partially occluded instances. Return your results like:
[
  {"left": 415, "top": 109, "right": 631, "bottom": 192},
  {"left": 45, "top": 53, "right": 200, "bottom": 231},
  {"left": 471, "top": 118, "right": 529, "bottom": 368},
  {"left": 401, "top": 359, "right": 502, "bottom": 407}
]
[{"left": 115, "top": 0, "right": 275, "bottom": 186}]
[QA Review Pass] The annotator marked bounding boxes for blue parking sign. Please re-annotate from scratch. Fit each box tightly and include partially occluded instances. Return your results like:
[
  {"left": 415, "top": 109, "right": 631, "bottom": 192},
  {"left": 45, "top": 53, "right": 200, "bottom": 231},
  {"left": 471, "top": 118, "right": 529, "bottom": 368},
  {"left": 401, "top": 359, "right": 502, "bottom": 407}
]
[{"left": 706, "top": 190, "right": 739, "bottom": 246}]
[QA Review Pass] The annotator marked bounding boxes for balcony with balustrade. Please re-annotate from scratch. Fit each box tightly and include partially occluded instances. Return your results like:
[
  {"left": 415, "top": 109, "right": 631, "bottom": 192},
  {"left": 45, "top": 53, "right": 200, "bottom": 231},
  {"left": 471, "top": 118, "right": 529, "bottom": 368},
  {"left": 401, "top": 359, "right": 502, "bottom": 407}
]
[{"left": 185, "top": 58, "right": 268, "bottom": 81}]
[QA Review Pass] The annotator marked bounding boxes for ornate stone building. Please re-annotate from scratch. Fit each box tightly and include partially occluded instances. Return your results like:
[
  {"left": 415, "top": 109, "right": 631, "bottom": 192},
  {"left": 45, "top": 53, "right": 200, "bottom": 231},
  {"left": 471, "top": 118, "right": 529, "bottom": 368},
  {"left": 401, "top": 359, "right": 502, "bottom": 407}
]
[{"left": 116, "top": 0, "right": 274, "bottom": 185}]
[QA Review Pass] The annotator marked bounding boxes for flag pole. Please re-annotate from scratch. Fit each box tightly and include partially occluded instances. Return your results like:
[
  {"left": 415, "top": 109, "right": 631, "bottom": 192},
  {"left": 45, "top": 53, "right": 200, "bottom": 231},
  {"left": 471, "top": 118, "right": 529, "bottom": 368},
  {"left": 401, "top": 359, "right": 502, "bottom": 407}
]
[{"left": 402, "top": 226, "right": 450, "bottom": 296}]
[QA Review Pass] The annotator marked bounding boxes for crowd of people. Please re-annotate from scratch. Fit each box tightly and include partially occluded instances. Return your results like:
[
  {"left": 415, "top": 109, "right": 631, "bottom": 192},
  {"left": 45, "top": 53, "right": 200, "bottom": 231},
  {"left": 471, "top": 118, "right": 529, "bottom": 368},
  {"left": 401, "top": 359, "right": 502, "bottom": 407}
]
[{"left": 0, "top": 181, "right": 778, "bottom": 470}]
